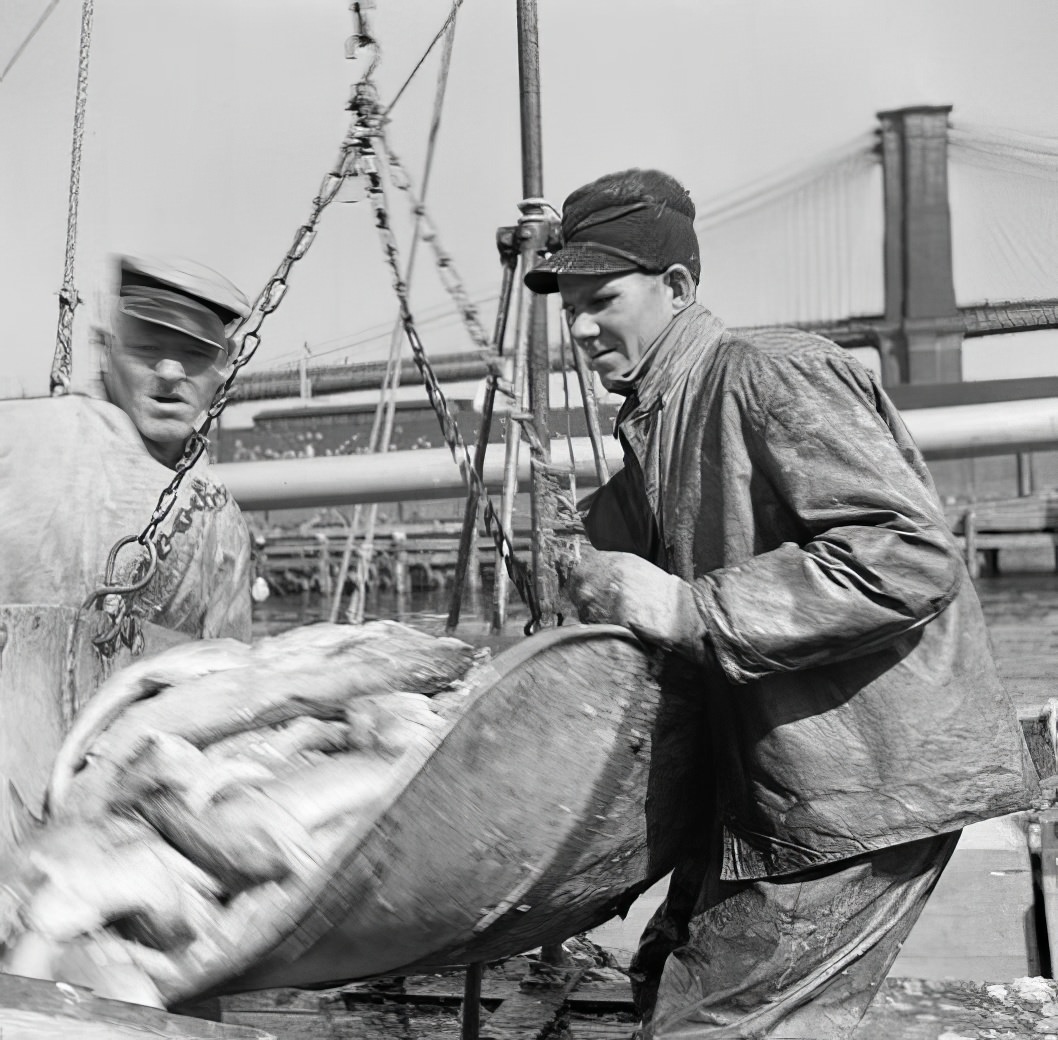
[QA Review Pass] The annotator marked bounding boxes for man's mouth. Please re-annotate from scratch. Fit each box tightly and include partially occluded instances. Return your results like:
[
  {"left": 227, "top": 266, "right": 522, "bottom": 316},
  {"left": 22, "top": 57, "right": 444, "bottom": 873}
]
[{"left": 150, "top": 393, "right": 186, "bottom": 406}]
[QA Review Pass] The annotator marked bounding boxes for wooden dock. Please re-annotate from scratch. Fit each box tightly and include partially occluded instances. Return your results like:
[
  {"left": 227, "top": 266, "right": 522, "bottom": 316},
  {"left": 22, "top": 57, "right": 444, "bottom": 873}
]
[
  {"left": 182, "top": 961, "right": 1058, "bottom": 1040},
  {"left": 254, "top": 522, "right": 532, "bottom": 596}
]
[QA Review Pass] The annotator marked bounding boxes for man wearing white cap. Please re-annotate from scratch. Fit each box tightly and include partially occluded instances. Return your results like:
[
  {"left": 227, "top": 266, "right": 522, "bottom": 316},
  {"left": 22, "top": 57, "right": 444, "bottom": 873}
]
[
  {"left": 0, "top": 255, "right": 254, "bottom": 642},
  {"left": 102, "top": 254, "right": 249, "bottom": 468}
]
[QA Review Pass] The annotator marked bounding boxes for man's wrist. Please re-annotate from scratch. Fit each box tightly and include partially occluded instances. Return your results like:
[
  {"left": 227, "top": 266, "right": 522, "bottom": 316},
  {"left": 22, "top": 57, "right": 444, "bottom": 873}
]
[{"left": 667, "top": 576, "right": 717, "bottom": 669}]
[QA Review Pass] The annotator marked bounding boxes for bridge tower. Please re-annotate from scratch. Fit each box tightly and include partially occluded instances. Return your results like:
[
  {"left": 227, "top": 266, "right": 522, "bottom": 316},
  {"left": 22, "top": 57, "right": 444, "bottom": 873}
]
[{"left": 877, "top": 105, "right": 964, "bottom": 385}]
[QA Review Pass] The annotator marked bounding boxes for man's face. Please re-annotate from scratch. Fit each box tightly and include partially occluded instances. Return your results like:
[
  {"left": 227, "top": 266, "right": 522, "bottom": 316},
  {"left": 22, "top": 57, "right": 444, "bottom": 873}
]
[
  {"left": 103, "top": 315, "right": 229, "bottom": 468},
  {"left": 558, "top": 270, "right": 674, "bottom": 391}
]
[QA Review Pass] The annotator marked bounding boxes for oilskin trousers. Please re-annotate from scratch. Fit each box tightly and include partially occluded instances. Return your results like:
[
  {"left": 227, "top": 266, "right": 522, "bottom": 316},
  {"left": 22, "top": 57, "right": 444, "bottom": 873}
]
[{"left": 632, "top": 829, "right": 961, "bottom": 1039}]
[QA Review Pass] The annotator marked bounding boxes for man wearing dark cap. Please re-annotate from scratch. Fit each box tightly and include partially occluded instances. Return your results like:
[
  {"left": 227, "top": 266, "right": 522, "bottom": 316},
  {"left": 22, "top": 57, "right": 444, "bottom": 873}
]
[
  {"left": 527, "top": 170, "right": 1034, "bottom": 1038},
  {"left": 0, "top": 255, "right": 253, "bottom": 642}
]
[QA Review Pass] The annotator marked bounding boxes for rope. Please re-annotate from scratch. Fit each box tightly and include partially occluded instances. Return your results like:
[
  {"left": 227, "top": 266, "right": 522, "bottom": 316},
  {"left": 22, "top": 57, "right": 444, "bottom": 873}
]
[
  {"left": 0, "top": 0, "right": 61, "bottom": 84},
  {"left": 49, "top": 0, "right": 94, "bottom": 396},
  {"left": 347, "top": 84, "right": 541, "bottom": 631},
  {"left": 331, "top": 11, "right": 459, "bottom": 625},
  {"left": 384, "top": 0, "right": 464, "bottom": 116}
]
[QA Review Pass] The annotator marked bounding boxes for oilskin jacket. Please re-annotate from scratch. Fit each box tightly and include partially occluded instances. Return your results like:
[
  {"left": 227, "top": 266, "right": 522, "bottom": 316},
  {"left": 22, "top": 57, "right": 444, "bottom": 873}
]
[
  {"left": 0, "top": 395, "right": 252, "bottom": 643},
  {"left": 584, "top": 304, "right": 1036, "bottom": 881}
]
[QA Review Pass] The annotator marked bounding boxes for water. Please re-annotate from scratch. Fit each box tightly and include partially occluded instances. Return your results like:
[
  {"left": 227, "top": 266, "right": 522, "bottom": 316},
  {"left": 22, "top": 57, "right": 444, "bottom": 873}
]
[
  {"left": 255, "top": 545, "right": 1058, "bottom": 640},
  {"left": 252, "top": 586, "right": 532, "bottom": 647}
]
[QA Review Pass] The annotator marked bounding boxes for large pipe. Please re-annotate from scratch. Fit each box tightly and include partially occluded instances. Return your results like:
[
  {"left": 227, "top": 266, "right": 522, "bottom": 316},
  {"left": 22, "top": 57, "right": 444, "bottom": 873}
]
[
  {"left": 213, "top": 437, "right": 606, "bottom": 511},
  {"left": 212, "top": 398, "right": 1058, "bottom": 511},
  {"left": 904, "top": 396, "right": 1058, "bottom": 460}
]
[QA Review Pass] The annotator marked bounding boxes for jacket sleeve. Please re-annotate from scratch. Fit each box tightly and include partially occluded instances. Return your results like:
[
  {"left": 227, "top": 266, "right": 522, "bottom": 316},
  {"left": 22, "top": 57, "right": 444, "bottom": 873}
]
[{"left": 693, "top": 348, "right": 962, "bottom": 684}]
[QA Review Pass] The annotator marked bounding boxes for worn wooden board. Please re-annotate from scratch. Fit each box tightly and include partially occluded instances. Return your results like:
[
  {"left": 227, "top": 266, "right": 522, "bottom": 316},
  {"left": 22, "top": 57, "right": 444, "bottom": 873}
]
[
  {"left": 0, "top": 972, "right": 272, "bottom": 1039},
  {"left": 208, "top": 975, "right": 1058, "bottom": 1040},
  {"left": 478, "top": 968, "right": 585, "bottom": 1040}
]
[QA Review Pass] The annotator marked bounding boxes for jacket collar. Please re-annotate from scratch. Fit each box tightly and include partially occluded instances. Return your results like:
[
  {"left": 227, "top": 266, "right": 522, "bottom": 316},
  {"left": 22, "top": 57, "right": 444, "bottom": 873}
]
[{"left": 615, "top": 304, "right": 726, "bottom": 427}]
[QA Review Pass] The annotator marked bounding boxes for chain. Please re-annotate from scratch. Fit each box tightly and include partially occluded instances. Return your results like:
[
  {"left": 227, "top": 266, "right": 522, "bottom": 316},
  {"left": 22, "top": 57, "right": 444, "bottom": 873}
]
[
  {"left": 49, "top": 0, "right": 95, "bottom": 396},
  {"left": 384, "top": 148, "right": 494, "bottom": 357},
  {"left": 346, "top": 84, "right": 542, "bottom": 633},
  {"left": 80, "top": 0, "right": 539, "bottom": 646},
  {"left": 81, "top": 99, "right": 362, "bottom": 656}
]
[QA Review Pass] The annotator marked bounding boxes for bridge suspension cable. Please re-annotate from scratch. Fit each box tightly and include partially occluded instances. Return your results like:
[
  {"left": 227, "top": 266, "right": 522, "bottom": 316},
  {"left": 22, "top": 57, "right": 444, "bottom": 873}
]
[
  {"left": 949, "top": 119, "right": 1058, "bottom": 305},
  {"left": 693, "top": 132, "right": 883, "bottom": 326}
]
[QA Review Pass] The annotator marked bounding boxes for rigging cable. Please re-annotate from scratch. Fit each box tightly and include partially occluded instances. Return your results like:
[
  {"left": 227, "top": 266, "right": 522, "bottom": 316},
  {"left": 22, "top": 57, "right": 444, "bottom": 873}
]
[
  {"left": 0, "top": 0, "right": 61, "bottom": 84},
  {"left": 384, "top": 0, "right": 464, "bottom": 116},
  {"left": 49, "top": 0, "right": 93, "bottom": 395},
  {"left": 331, "top": 5, "right": 460, "bottom": 623}
]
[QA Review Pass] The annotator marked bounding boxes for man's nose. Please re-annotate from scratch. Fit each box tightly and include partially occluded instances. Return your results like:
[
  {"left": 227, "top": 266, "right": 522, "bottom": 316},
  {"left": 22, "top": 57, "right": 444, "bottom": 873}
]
[
  {"left": 569, "top": 311, "right": 599, "bottom": 344},
  {"left": 154, "top": 357, "right": 187, "bottom": 382}
]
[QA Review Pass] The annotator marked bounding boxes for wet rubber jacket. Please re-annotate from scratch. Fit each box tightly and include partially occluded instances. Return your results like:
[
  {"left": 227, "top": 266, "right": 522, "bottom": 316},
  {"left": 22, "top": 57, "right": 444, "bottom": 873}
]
[
  {"left": 584, "top": 304, "right": 1035, "bottom": 880},
  {"left": 0, "top": 395, "right": 251, "bottom": 642}
]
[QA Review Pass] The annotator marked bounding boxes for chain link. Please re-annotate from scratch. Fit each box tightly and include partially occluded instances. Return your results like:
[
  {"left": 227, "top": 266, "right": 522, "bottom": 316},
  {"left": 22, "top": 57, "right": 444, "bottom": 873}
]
[
  {"left": 82, "top": 105, "right": 363, "bottom": 656},
  {"left": 384, "top": 149, "right": 494, "bottom": 357},
  {"left": 346, "top": 83, "right": 542, "bottom": 632},
  {"left": 82, "top": 1, "right": 541, "bottom": 646}
]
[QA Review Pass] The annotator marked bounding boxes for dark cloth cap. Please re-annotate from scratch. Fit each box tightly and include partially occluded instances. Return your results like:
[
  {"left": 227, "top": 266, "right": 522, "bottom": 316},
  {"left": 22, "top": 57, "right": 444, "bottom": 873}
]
[{"left": 525, "top": 169, "right": 701, "bottom": 294}]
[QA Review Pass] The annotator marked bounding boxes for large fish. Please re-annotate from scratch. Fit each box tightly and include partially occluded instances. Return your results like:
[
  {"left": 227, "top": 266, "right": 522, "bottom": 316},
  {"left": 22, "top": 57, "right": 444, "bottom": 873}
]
[
  {"left": 2, "top": 622, "right": 701, "bottom": 1009},
  {"left": 2, "top": 621, "right": 483, "bottom": 1004}
]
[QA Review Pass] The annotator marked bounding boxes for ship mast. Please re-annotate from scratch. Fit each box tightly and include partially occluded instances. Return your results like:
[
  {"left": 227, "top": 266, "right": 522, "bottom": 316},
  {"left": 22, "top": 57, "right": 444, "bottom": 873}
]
[{"left": 515, "top": 0, "right": 560, "bottom": 626}]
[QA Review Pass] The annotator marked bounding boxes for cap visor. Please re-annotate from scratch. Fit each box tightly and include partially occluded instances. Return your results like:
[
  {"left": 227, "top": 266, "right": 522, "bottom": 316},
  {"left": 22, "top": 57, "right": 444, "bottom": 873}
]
[
  {"left": 118, "top": 291, "right": 230, "bottom": 355},
  {"left": 524, "top": 245, "right": 642, "bottom": 294}
]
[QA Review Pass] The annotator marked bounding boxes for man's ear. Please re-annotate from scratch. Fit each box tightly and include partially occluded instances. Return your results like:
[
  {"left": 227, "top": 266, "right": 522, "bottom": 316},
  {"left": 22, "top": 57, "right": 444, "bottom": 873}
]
[{"left": 663, "top": 265, "right": 696, "bottom": 311}]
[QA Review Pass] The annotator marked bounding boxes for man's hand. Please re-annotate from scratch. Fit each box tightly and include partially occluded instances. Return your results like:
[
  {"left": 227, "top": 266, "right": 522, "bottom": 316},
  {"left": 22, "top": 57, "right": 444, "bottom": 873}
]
[{"left": 563, "top": 546, "right": 713, "bottom": 666}]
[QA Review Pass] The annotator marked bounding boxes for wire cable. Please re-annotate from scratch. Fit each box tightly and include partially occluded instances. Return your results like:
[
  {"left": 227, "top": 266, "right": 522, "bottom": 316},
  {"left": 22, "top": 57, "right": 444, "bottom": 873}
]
[
  {"left": 384, "top": 0, "right": 463, "bottom": 116},
  {"left": 0, "top": 0, "right": 61, "bottom": 84}
]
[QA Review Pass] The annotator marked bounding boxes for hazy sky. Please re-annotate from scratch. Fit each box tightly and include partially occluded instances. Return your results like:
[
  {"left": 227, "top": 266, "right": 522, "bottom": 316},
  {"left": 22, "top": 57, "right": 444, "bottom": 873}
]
[{"left": 3, "top": 0, "right": 1058, "bottom": 400}]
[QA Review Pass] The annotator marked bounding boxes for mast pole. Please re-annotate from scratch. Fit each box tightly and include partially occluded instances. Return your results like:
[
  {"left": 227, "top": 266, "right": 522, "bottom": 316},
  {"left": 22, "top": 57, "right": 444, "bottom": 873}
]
[{"left": 515, "top": 0, "right": 558, "bottom": 626}]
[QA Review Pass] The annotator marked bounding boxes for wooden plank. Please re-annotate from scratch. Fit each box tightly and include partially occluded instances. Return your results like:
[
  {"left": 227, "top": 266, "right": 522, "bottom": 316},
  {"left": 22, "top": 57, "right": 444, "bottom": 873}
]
[
  {"left": 0, "top": 973, "right": 272, "bottom": 1039},
  {"left": 222, "top": 1007, "right": 443, "bottom": 1039},
  {"left": 569, "top": 1017, "right": 637, "bottom": 1040},
  {"left": 213, "top": 977, "right": 1058, "bottom": 1040},
  {"left": 890, "top": 846, "right": 1039, "bottom": 982},
  {"left": 854, "top": 978, "right": 1053, "bottom": 1040},
  {"left": 337, "top": 975, "right": 635, "bottom": 1013},
  {"left": 340, "top": 981, "right": 516, "bottom": 1011},
  {"left": 478, "top": 968, "right": 585, "bottom": 1040}
]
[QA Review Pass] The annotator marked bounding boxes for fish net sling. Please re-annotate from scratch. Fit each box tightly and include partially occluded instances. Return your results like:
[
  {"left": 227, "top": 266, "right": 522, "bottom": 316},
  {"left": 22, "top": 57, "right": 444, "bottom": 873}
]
[
  {"left": 0, "top": 622, "right": 482, "bottom": 1004},
  {"left": 0, "top": 622, "right": 705, "bottom": 1007}
]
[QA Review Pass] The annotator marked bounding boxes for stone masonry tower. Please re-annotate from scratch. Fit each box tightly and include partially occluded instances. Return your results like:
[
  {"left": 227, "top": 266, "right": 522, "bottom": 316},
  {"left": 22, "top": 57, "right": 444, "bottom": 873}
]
[{"left": 877, "top": 105, "right": 964, "bottom": 385}]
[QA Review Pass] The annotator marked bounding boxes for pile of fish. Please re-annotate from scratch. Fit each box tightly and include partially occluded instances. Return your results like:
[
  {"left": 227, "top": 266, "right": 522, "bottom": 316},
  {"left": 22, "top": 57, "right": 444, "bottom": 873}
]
[{"left": 0, "top": 621, "right": 485, "bottom": 1007}]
